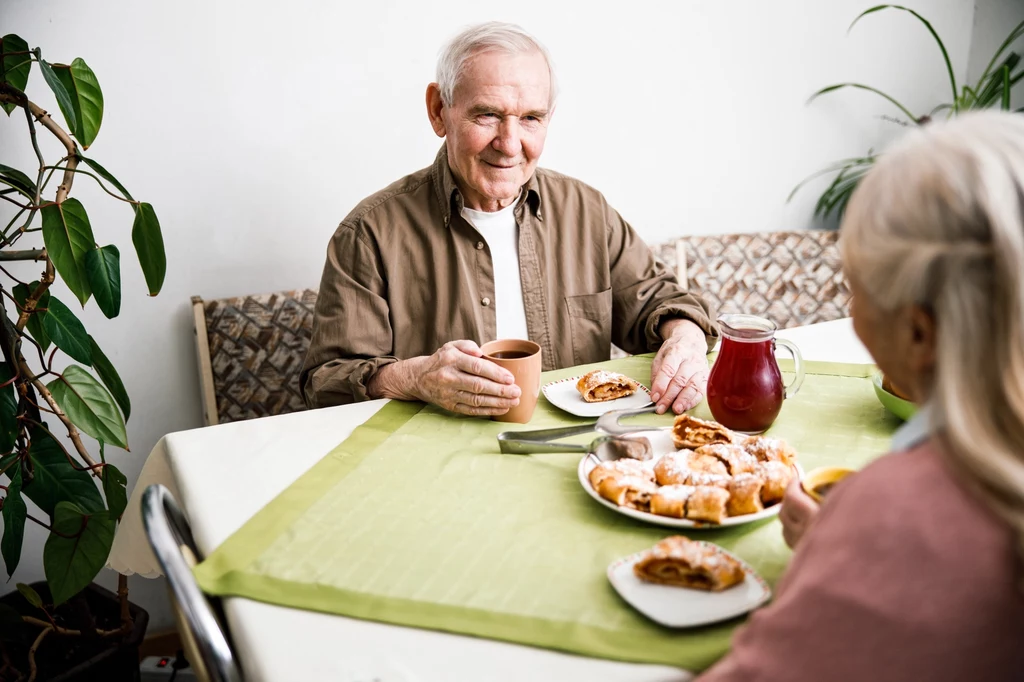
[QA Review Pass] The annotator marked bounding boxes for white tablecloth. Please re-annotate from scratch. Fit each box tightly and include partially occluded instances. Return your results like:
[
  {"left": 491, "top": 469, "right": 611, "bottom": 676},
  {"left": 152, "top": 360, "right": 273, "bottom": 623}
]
[{"left": 109, "top": 318, "right": 870, "bottom": 682}]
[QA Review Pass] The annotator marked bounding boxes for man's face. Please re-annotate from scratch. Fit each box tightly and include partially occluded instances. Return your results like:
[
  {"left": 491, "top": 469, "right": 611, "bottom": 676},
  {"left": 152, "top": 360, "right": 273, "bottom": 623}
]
[{"left": 429, "top": 49, "right": 552, "bottom": 212}]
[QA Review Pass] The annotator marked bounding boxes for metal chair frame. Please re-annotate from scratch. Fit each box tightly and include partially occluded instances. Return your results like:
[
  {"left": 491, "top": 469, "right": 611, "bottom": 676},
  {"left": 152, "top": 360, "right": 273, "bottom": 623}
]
[{"left": 142, "top": 484, "right": 244, "bottom": 682}]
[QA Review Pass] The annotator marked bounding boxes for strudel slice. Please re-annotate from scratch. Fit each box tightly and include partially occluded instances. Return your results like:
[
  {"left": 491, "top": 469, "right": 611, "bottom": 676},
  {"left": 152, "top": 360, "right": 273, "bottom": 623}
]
[
  {"left": 633, "top": 536, "right": 745, "bottom": 591},
  {"left": 671, "top": 414, "right": 742, "bottom": 450},
  {"left": 576, "top": 370, "right": 639, "bottom": 403},
  {"left": 726, "top": 473, "right": 765, "bottom": 516},
  {"left": 685, "top": 486, "right": 731, "bottom": 524},
  {"left": 757, "top": 460, "right": 795, "bottom": 505}
]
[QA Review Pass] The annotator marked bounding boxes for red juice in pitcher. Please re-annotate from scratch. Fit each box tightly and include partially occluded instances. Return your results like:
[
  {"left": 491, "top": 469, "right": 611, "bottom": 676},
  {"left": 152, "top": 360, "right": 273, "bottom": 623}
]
[{"left": 706, "top": 315, "right": 804, "bottom": 434}]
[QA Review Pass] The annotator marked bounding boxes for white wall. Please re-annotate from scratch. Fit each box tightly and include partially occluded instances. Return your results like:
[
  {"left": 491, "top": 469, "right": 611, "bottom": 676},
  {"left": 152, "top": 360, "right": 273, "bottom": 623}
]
[
  {"left": 0, "top": 0, "right": 981, "bottom": 633},
  {"left": 968, "top": 0, "right": 1024, "bottom": 106}
]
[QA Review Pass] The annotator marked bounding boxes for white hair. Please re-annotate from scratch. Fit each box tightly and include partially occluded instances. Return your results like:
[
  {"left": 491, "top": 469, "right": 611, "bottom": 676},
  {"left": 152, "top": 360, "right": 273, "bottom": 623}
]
[
  {"left": 841, "top": 111, "right": 1024, "bottom": 588},
  {"left": 436, "top": 22, "right": 558, "bottom": 109}
]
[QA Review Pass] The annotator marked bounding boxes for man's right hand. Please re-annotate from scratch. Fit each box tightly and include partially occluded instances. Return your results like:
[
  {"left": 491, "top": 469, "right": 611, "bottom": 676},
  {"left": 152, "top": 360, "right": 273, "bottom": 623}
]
[{"left": 367, "top": 340, "right": 522, "bottom": 416}]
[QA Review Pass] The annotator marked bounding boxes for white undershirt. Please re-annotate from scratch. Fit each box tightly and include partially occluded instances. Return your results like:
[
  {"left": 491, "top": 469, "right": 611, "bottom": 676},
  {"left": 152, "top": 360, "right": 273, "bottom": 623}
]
[{"left": 461, "top": 200, "right": 530, "bottom": 342}]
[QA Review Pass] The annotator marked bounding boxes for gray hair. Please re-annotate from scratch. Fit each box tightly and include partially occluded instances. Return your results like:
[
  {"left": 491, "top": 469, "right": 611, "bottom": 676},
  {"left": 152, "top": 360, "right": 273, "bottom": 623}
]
[
  {"left": 841, "top": 111, "right": 1024, "bottom": 587},
  {"left": 436, "top": 22, "right": 558, "bottom": 109}
]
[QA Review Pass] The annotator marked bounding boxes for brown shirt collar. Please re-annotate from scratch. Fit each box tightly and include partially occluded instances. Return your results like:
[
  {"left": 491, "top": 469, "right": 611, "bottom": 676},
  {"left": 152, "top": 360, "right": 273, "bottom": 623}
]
[{"left": 430, "top": 144, "right": 543, "bottom": 225}]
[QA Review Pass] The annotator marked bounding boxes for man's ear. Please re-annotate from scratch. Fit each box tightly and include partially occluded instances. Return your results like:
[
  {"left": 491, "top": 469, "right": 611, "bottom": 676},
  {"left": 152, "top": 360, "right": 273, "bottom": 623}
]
[
  {"left": 907, "top": 304, "right": 937, "bottom": 377},
  {"left": 426, "top": 83, "right": 446, "bottom": 138}
]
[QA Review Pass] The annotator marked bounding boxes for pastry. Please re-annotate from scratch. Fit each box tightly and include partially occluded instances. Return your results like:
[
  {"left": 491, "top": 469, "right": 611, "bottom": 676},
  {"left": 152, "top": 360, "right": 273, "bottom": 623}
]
[
  {"left": 684, "top": 485, "right": 731, "bottom": 524},
  {"left": 687, "top": 451, "right": 731, "bottom": 476},
  {"left": 696, "top": 443, "right": 759, "bottom": 475},
  {"left": 743, "top": 437, "right": 797, "bottom": 467},
  {"left": 672, "top": 414, "right": 741, "bottom": 450},
  {"left": 576, "top": 370, "right": 639, "bottom": 403},
  {"left": 726, "top": 473, "right": 765, "bottom": 516},
  {"left": 588, "top": 459, "right": 652, "bottom": 489},
  {"left": 649, "top": 484, "right": 695, "bottom": 518},
  {"left": 686, "top": 470, "right": 731, "bottom": 489},
  {"left": 604, "top": 436, "right": 653, "bottom": 462},
  {"left": 653, "top": 451, "right": 693, "bottom": 486},
  {"left": 758, "top": 460, "right": 794, "bottom": 505},
  {"left": 595, "top": 474, "right": 658, "bottom": 511},
  {"left": 633, "top": 536, "right": 746, "bottom": 591}
]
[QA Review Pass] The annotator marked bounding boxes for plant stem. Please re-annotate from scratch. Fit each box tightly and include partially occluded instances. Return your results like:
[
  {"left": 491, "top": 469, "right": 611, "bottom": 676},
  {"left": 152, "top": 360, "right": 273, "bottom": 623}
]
[
  {"left": 42, "top": 165, "right": 140, "bottom": 206},
  {"left": 22, "top": 615, "right": 121, "bottom": 637},
  {"left": 0, "top": 249, "right": 45, "bottom": 262},
  {"left": 26, "top": 625, "right": 50, "bottom": 682},
  {"left": 18, "top": 358, "right": 101, "bottom": 475},
  {"left": 118, "top": 573, "right": 133, "bottom": 634},
  {"left": 15, "top": 261, "right": 53, "bottom": 333}
]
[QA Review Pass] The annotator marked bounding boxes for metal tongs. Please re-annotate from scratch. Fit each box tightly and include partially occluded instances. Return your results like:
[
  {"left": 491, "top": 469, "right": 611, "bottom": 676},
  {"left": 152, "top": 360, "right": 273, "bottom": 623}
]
[{"left": 496, "top": 406, "right": 660, "bottom": 458}]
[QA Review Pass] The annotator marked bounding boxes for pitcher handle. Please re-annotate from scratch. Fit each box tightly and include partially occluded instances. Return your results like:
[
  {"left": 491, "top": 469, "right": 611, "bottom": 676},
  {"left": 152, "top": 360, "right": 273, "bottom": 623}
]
[{"left": 775, "top": 338, "right": 805, "bottom": 398}]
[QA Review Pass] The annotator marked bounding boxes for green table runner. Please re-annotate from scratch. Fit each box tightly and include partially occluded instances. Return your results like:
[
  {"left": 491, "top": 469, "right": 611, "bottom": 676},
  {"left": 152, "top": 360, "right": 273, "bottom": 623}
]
[{"left": 196, "top": 357, "right": 900, "bottom": 671}]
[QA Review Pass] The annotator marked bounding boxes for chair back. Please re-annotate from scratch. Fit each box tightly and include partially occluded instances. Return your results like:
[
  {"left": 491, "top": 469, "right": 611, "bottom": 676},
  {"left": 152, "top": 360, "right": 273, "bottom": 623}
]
[
  {"left": 142, "top": 484, "right": 244, "bottom": 682},
  {"left": 192, "top": 289, "right": 317, "bottom": 425},
  {"left": 652, "top": 230, "right": 850, "bottom": 329}
]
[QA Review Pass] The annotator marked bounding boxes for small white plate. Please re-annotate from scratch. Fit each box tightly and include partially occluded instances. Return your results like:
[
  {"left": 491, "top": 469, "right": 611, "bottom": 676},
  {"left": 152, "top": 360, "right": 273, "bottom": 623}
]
[
  {"left": 577, "top": 431, "right": 801, "bottom": 529},
  {"left": 608, "top": 545, "right": 771, "bottom": 628},
  {"left": 542, "top": 374, "right": 653, "bottom": 417}
]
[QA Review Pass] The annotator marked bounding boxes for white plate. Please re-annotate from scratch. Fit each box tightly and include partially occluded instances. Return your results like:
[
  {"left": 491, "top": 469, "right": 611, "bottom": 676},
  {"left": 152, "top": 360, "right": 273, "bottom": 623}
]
[
  {"left": 608, "top": 545, "right": 771, "bottom": 628},
  {"left": 577, "top": 431, "right": 801, "bottom": 529},
  {"left": 542, "top": 374, "right": 653, "bottom": 417}
]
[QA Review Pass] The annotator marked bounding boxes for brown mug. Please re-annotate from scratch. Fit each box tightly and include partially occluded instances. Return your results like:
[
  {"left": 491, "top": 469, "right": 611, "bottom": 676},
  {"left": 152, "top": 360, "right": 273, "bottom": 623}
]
[{"left": 479, "top": 339, "right": 542, "bottom": 424}]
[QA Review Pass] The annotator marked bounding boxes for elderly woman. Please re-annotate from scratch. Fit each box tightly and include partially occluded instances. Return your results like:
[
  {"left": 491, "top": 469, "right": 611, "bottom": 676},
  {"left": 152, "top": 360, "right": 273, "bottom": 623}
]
[{"left": 698, "top": 111, "right": 1024, "bottom": 681}]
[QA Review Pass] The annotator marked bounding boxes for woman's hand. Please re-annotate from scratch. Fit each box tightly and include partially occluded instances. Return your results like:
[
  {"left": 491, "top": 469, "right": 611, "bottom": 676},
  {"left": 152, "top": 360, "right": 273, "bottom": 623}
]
[{"left": 780, "top": 476, "right": 820, "bottom": 549}]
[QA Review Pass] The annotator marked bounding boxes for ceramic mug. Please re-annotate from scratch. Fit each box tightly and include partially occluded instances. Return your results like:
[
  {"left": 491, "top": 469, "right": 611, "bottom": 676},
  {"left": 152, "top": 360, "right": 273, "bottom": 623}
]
[
  {"left": 480, "top": 339, "right": 542, "bottom": 424},
  {"left": 801, "top": 466, "right": 856, "bottom": 503}
]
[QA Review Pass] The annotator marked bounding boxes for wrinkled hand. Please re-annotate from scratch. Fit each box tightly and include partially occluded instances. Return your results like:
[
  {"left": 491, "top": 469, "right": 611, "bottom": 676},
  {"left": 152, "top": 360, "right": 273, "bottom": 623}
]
[
  {"left": 411, "top": 340, "right": 521, "bottom": 416},
  {"left": 650, "top": 319, "right": 710, "bottom": 414},
  {"left": 780, "top": 476, "right": 820, "bottom": 549}
]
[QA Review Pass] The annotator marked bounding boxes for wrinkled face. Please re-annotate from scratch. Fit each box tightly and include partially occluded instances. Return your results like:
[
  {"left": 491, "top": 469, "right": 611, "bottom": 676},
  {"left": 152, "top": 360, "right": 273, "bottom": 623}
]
[
  {"left": 433, "top": 49, "right": 552, "bottom": 211},
  {"left": 849, "top": 274, "right": 935, "bottom": 402}
]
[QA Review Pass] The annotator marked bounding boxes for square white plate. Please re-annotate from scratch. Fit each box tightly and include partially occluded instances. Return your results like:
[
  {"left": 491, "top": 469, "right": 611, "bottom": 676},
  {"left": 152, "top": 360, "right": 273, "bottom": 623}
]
[
  {"left": 542, "top": 375, "right": 653, "bottom": 417},
  {"left": 608, "top": 544, "right": 771, "bottom": 628}
]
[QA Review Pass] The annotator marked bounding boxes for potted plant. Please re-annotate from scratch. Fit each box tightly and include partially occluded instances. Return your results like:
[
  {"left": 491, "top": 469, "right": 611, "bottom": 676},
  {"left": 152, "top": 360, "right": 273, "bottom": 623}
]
[
  {"left": 0, "top": 33, "right": 165, "bottom": 680},
  {"left": 790, "top": 4, "right": 1024, "bottom": 220}
]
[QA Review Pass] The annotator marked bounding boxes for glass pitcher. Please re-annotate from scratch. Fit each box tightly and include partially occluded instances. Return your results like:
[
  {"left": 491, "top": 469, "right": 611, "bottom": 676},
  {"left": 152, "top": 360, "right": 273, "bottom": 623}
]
[{"left": 706, "top": 314, "right": 805, "bottom": 434}]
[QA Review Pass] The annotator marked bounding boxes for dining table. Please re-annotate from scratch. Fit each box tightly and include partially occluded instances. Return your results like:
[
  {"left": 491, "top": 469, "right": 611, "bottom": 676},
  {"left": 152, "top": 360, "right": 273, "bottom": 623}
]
[{"left": 109, "top": 317, "right": 875, "bottom": 682}]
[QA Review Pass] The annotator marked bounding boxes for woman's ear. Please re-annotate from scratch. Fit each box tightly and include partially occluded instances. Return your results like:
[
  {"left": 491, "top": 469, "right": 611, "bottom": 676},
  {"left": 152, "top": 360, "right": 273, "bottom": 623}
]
[
  {"left": 907, "top": 304, "right": 937, "bottom": 377},
  {"left": 425, "top": 83, "right": 446, "bottom": 138}
]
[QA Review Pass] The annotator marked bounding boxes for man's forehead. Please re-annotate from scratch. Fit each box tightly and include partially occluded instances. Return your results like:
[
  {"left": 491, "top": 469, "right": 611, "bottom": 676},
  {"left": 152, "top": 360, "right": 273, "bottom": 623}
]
[{"left": 452, "top": 49, "right": 551, "bottom": 104}]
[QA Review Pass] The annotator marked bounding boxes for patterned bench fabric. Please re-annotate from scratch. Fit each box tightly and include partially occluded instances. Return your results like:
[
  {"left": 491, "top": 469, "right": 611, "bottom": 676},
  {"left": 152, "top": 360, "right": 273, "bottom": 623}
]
[
  {"left": 651, "top": 230, "right": 850, "bottom": 330},
  {"left": 195, "top": 289, "right": 318, "bottom": 424}
]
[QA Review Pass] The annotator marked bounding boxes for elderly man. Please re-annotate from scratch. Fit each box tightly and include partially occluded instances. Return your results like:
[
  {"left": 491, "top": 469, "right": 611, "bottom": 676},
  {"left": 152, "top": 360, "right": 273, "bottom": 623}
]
[{"left": 301, "top": 22, "right": 718, "bottom": 417}]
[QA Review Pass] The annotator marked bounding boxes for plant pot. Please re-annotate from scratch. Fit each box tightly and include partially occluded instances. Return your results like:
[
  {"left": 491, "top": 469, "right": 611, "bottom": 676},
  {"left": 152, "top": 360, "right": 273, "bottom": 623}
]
[{"left": 0, "top": 581, "right": 149, "bottom": 681}]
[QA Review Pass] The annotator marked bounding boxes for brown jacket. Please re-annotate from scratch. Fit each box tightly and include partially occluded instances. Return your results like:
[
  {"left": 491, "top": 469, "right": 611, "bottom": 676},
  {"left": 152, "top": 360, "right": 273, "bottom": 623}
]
[{"left": 301, "top": 147, "right": 717, "bottom": 408}]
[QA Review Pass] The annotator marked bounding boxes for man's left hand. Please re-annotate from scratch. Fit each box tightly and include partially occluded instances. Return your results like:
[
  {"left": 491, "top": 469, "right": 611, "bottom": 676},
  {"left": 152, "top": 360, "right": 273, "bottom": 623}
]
[{"left": 650, "top": 318, "right": 710, "bottom": 414}]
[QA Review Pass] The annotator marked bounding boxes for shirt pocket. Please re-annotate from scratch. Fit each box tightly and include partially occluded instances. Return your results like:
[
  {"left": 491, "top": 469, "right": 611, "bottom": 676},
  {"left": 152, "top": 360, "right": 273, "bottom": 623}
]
[{"left": 564, "top": 289, "right": 613, "bottom": 366}]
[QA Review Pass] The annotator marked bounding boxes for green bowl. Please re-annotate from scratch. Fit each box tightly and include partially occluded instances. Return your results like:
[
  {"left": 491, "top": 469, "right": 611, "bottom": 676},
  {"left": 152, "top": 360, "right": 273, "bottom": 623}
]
[{"left": 872, "top": 373, "right": 916, "bottom": 421}]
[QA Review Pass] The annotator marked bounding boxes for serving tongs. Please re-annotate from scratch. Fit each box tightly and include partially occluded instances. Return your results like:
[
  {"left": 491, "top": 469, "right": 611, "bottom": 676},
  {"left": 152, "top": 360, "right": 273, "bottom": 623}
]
[{"left": 496, "top": 406, "right": 660, "bottom": 458}]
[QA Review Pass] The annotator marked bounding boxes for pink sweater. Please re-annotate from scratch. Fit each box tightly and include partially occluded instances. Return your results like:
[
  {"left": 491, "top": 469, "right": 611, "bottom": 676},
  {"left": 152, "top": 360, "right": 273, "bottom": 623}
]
[{"left": 698, "top": 440, "right": 1024, "bottom": 682}]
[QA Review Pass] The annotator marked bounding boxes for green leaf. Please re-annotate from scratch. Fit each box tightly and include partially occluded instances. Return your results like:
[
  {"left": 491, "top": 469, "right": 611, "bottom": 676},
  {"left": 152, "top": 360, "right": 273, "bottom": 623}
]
[
  {"left": 2, "top": 467, "right": 26, "bottom": 577},
  {"left": 88, "top": 336, "right": 130, "bottom": 421},
  {"left": 43, "top": 501, "right": 114, "bottom": 605},
  {"left": 50, "top": 59, "right": 103, "bottom": 149},
  {"left": 0, "top": 162, "right": 36, "bottom": 199},
  {"left": 37, "top": 59, "right": 77, "bottom": 134},
  {"left": 84, "top": 245, "right": 120, "bottom": 319},
  {"left": 16, "top": 582, "right": 43, "bottom": 609},
  {"left": 48, "top": 365, "right": 127, "bottom": 450},
  {"left": 101, "top": 463, "right": 126, "bottom": 518},
  {"left": 0, "top": 363, "right": 17, "bottom": 454},
  {"left": 132, "top": 203, "right": 166, "bottom": 296},
  {"left": 809, "top": 82, "right": 919, "bottom": 122},
  {"left": 12, "top": 282, "right": 51, "bottom": 353},
  {"left": 1, "top": 34, "right": 31, "bottom": 115},
  {"left": 849, "top": 5, "right": 957, "bottom": 105},
  {"left": 41, "top": 296, "right": 92, "bottom": 365},
  {"left": 41, "top": 199, "right": 95, "bottom": 306},
  {"left": 79, "top": 156, "right": 134, "bottom": 202},
  {"left": 975, "top": 20, "right": 1024, "bottom": 89},
  {"left": 21, "top": 425, "right": 103, "bottom": 517}
]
